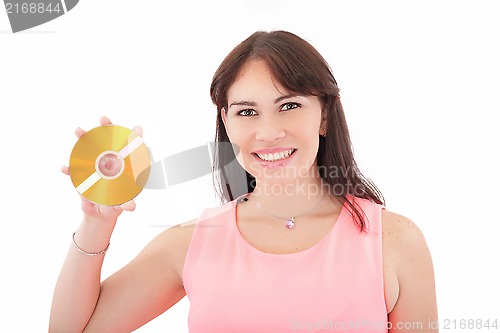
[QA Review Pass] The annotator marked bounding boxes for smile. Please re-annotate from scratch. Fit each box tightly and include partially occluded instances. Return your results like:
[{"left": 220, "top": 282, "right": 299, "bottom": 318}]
[{"left": 254, "top": 148, "right": 297, "bottom": 162}]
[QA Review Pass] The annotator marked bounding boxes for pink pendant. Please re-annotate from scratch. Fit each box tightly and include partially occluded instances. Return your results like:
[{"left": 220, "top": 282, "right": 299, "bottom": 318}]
[{"left": 286, "top": 218, "right": 295, "bottom": 229}]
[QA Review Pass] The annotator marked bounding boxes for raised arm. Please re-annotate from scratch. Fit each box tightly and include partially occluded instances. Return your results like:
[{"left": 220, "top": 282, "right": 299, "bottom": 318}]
[
  {"left": 49, "top": 117, "right": 193, "bottom": 332},
  {"left": 81, "top": 222, "right": 193, "bottom": 332},
  {"left": 49, "top": 216, "right": 193, "bottom": 332},
  {"left": 49, "top": 212, "right": 122, "bottom": 332}
]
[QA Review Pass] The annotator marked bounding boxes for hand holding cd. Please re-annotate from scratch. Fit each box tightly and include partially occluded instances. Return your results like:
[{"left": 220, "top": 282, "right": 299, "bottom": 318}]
[{"left": 61, "top": 116, "right": 150, "bottom": 220}]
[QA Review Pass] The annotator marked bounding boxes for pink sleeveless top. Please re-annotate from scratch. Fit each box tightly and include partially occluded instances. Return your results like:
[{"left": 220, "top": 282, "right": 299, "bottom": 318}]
[{"left": 183, "top": 196, "right": 388, "bottom": 332}]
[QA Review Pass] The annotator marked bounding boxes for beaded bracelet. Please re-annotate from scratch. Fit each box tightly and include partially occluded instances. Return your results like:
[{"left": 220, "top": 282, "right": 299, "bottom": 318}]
[{"left": 72, "top": 232, "right": 110, "bottom": 256}]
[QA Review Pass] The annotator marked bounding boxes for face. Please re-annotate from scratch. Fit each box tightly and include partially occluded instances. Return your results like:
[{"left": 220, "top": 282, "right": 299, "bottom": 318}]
[{"left": 222, "top": 60, "right": 326, "bottom": 186}]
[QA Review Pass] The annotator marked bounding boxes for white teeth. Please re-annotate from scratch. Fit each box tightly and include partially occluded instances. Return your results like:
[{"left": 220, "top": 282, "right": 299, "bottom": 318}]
[{"left": 256, "top": 149, "right": 295, "bottom": 162}]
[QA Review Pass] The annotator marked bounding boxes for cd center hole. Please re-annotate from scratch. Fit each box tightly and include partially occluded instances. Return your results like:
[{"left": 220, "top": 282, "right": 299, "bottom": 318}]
[{"left": 98, "top": 153, "right": 123, "bottom": 177}]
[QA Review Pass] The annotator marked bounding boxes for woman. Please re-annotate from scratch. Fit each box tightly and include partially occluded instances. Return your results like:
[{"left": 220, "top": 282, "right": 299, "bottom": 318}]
[{"left": 50, "top": 31, "right": 438, "bottom": 332}]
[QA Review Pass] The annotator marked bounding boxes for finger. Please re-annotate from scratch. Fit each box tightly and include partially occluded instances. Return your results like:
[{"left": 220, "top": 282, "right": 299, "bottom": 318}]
[
  {"left": 132, "top": 126, "right": 143, "bottom": 137},
  {"left": 112, "top": 205, "right": 124, "bottom": 213},
  {"left": 81, "top": 199, "right": 94, "bottom": 212},
  {"left": 100, "top": 116, "right": 112, "bottom": 126},
  {"left": 120, "top": 200, "right": 136, "bottom": 212},
  {"left": 61, "top": 165, "right": 69, "bottom": 175},
  {"left": 75, "top": 127, "right": 86, "bottom": 139}
]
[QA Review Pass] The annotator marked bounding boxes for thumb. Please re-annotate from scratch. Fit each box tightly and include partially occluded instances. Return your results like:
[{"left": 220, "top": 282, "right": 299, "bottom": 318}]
[{"left": 120, "top": 200, "right": 136, "bottom": 212}]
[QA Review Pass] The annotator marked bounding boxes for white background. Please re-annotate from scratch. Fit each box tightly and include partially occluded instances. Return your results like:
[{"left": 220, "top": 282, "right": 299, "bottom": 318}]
[{"left": 1, "top": 0, "right": 499, "bottom": 331}]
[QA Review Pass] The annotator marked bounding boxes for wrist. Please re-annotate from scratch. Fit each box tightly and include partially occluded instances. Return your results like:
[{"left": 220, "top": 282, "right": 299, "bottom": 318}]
[
  {"left": 72, "top": 215, "right": 117, "bottom": 255},
  {"left": 72, "top": 232, "right": 109, "bottom": 256},
  {"left": 82, "top": 213, "right": 118, "bottom": 228}
]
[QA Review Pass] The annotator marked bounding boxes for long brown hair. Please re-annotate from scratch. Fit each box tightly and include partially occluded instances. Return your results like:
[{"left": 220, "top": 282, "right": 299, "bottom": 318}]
[{"left": 210, "top": 30, "right": 384, "bottom": 231}]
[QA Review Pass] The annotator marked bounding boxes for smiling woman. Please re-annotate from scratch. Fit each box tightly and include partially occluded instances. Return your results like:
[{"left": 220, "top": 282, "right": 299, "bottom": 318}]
[
  {"left": 49, "top": 30, "right": 438, "bottom": 333},
  {"left": 222, "top": 67, "right": 324, "bottom": 176},
  {"left": 211, "top": 31, "right": 384, "bottom": 229}
]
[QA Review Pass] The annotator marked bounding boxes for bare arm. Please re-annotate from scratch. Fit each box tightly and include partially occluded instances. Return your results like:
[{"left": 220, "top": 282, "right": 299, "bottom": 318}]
[
  {"left": 49, "top": 215, "right": 118, "bottom": 332},
  {"left": 49, "top": 116, "right": 134, "bottom": 332},
  {"left": 49, "top": 218, "right": 193, "bottom": 332},
  {"left": 82, "top": 223, "right": 193, "bottom": 332},
  {"left": 384, "top": 211, "right": 439, "bottom": 332},
  {"left": 49, "top": 117, "right": 193, "bottom": 332}
]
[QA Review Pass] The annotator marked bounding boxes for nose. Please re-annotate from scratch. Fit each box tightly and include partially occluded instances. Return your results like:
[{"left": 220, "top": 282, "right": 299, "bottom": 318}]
[{"left": 255, "top": 115, "right": 286, "bottom": 142}]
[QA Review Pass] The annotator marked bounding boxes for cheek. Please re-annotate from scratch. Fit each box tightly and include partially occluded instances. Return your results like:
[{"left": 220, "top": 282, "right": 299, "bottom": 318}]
[
  {"left": 226, "top": 126, "right": 243, "bottom": 146},
  {"left": 224, "top": 122, "right": 252, "bottom": 165},
  {"left": 293, "top": 117, "right": 321, "bottom": 139},
  {"left": 225, "top": 119, "right": 252, "bottom": 143},
  {"left": 295, "top": 120, "right": 321, "bottom": 158},
  {"left": 232, "top": 143, "right": 257, "bottom": 177}
]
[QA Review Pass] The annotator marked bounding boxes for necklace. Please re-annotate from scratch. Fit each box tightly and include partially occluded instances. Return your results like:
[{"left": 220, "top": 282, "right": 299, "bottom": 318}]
[{"left": 249, "top": 194, "right": 328, "bottom": 229}]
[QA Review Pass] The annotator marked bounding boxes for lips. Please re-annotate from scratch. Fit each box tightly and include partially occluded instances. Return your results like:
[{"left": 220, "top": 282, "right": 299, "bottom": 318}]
[
  {"left": 254, "top": 148, "right": 296, "bottom": 162},
  {"left": 251, "top": 147, "right": 297, "bottom": 167}
]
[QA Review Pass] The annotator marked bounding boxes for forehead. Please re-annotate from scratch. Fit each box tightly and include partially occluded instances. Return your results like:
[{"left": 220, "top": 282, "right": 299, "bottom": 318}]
[{"left": 227, "top": 60, "right": 290, "bottom": 101}]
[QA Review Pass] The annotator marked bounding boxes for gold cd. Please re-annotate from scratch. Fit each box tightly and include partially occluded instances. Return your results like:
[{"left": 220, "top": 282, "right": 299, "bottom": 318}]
[{"left": 69, "top": 125, "right": 151, "bottom": 206}]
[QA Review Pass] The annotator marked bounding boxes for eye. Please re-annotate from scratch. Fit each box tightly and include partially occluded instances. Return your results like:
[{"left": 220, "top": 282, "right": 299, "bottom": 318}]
[
  {"left": 280, "top": 102, "right": 301, "bottom": 111},
  {"left": 237, "top": 109, "right": 257, "bottom": 117}
]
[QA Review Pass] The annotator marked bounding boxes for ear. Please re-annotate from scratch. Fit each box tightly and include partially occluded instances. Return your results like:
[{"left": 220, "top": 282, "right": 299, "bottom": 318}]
[
  {"left": 221, "top": 107, "right": 228, "bottom": 128},
  {"left": 319, "top": 111, "right": 328, "bottom": 136}
]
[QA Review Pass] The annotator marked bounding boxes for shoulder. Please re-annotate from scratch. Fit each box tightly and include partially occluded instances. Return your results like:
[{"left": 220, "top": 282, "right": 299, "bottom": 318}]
[
  {"left": 381, "top": 210, "right": 436, "bottom": 313},
  {"left": 381, "top": 210, "right": 438, "bottom": 319},
  {"left": 136, "top": 219, "right": 198, "bottom": 275},
  {"left": 147, "top": 202, "right": 233, "bottom": 251},
  {"left": 381, "top": 209, "right": 433, "bottom": 274},
  {"left": 381, "top": 209, "right": 430, "bottom": 259},
  {"left": 144, "top": 201, "right": 234, "bottom": 268},
  {"left": 153, "top": 220, "right": 197, "bottom": 251}
]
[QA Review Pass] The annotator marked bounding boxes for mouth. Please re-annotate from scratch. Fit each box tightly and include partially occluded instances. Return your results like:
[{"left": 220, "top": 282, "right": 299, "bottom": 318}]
[{"left": 252, "top": 148, "right": 297, "bottom": 162}]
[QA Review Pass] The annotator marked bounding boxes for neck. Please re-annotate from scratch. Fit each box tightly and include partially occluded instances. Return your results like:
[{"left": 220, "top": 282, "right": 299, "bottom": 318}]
[{"left": 250, "top": 173, "right": 329, "bottom": 218}]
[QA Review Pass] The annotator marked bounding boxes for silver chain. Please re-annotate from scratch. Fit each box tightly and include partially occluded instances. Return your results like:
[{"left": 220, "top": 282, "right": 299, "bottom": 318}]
[{"left": 250, "top": 194, "right": 328, "bottom": 221}]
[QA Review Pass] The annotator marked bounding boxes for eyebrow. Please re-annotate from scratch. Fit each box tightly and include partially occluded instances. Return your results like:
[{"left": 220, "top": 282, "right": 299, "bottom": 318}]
[{"left": 228, "top": 94, "right": 301, "bottom": 108}]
